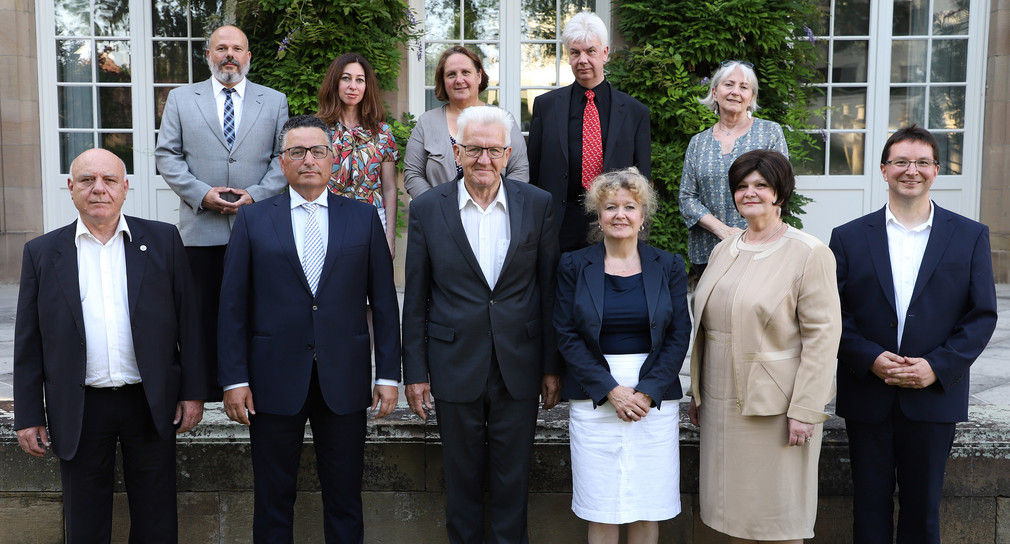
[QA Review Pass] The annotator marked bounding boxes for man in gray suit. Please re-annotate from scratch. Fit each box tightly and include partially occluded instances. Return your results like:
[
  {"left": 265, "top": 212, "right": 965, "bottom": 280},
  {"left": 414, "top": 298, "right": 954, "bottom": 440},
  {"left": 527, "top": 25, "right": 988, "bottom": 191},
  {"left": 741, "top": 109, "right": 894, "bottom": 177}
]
[
  {"left": 156, "top": 24, "right": 288, "bottom": 398},
  {"left": 403, "top": 106, "right": 561, "bottom": 543}
]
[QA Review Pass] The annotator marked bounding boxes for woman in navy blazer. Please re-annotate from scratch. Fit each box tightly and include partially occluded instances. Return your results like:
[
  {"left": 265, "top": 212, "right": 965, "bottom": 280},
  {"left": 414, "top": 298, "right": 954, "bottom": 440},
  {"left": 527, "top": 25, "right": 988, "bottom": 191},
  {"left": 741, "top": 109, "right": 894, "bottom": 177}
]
[{"left": 554, "top": 168, "right": 691, "bottom": 544}]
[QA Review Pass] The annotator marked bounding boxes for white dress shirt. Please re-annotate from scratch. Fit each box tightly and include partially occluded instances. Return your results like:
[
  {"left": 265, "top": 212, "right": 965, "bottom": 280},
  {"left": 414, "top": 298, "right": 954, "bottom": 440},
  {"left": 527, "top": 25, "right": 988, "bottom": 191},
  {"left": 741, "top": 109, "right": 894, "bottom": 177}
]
[
  {"left": 885, "top": 202, "right": 934, "bottom": 348},
  {"left": 458, "top": 179, "right": 511, "bottom": 288},
  {"left": 211, "top": 77, "right": 247, "bottom": 134},
  {"left": 76, "top": 214, "right": 142, "bottom": 387}
]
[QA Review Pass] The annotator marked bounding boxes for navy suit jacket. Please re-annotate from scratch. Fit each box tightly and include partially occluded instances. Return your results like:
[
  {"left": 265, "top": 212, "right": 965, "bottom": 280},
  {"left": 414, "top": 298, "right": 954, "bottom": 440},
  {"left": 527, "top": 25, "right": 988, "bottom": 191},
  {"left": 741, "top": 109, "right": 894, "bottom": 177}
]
[
  {"left": 527, "top": 81, "right": 651, "bottom": 225},
  {"left": 402, "top": 178, "right": 560, "bottom": 403},
  {"left": 217, "top": 190, "right": 401, "bottom": 416},
  {"left": 14, "top": 217, "right": 207, "bottom": 460},
  {"left": 829, "top": 204, "right": 998, "bottom": 423},
  {"left": 554, "top": 242, "right": 690, "bottom": 408}
]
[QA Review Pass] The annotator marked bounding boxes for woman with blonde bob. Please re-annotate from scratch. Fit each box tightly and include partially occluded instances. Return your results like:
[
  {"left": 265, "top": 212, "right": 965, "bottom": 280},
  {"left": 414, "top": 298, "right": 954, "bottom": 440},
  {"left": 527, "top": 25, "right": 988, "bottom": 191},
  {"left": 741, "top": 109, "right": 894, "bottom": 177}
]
[
  {"left": 555, "top": 168, "right": 691, "bottom": 544},
  {"left": 689, "top": 149, "right": 841, "bottom": 543}
]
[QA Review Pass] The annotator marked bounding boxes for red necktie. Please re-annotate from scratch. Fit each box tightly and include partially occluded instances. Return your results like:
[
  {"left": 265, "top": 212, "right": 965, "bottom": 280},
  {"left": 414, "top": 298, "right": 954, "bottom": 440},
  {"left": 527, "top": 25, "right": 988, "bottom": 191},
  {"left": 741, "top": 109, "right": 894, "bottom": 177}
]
[{"left": 581, "top": 89, "right": 603, "bottom": 190}]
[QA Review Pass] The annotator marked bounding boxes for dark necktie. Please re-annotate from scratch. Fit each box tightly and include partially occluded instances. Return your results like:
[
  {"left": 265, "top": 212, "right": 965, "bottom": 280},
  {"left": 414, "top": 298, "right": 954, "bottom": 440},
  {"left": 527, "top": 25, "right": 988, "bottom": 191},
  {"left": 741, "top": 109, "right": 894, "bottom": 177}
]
[
  {"left": 223, "top": 88, "right": 236, "bottom": 149},
  {"left": 581, "top": 89, "right": 603, "bottom": 190}
]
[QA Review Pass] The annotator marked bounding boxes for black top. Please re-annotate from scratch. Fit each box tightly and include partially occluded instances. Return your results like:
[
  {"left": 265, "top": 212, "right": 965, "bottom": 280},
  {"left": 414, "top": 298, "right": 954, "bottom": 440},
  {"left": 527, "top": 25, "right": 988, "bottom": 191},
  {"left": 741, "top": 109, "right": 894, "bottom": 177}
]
[
  {"left": 560, "top": 80, "right": 612, "bottom": 252},
  {"left": 599, "top": 273, "right": 651, "bottom": 354}
]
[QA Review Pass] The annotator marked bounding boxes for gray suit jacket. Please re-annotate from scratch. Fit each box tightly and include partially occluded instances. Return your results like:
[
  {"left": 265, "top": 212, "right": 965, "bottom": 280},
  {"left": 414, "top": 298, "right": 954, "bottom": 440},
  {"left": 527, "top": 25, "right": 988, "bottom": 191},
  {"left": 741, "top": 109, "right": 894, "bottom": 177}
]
[
  {"left": 403, "top": 105, "right": 529, "bottom": 199},
  {"left": 155, "top": 78, "right": 289, "bottom": 246}
]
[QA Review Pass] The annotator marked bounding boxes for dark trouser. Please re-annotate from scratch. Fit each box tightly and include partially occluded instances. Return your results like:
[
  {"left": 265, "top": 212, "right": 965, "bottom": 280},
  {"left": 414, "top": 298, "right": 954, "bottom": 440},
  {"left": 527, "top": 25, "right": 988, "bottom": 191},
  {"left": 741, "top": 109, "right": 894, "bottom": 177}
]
[
  {"left": 185, "top": 245, "right": 226, "bottom": 401},
  {"left": 61, "top": 383, "right": 177, "bottom": 544},
  {"left": 845, "top": 401, "right": 956, "bottom": 544},
  {"left": 249, "top": 366, "right": 366, "bottom": 544},
  {"left": 434, "top": 352, "right": 540, "bottom": 544}
]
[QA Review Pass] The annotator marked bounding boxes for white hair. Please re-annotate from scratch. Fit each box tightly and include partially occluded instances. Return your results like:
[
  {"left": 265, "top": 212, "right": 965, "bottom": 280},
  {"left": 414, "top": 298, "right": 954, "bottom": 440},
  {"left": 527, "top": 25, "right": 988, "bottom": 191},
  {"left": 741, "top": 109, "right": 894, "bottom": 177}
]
[
  {"left": 562, "top": 12, "right": 609, "bottom": 49},
  {"left": 456, "top": 106, "right": 512, "bottom": 148},
  {"left": 699, "top": 61, "right": 761, "bottom": 113}
]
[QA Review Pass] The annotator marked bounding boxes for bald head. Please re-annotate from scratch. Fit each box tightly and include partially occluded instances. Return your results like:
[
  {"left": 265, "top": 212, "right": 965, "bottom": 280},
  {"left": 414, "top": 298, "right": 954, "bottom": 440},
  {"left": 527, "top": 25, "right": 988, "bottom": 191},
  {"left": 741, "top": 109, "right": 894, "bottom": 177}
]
[
  {"left": 70, "top": 148, "right": 126, "bottom": 181},
  {"left": 68, "top": 148, "right": 130, "bottom": 237},
  {"left": 207, "top": 25, "right": 251, "bottom": 86}
]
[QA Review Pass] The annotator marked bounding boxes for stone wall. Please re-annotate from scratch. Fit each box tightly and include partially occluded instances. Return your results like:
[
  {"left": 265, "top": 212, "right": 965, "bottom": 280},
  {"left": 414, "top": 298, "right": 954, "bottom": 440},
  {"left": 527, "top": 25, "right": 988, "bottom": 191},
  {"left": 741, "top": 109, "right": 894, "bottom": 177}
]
[{"left": 2, "top": 403, "right": 1010, "bottom": 543}]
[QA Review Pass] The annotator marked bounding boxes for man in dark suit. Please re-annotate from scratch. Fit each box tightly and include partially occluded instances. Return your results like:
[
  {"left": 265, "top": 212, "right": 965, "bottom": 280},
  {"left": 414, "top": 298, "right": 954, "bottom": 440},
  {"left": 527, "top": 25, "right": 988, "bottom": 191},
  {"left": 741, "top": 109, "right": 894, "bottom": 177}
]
[
  {"left": 218, "top": 115, "right": 400, "bottom": 542},
  {"left": 14, "top": 148, "right": 207, "bottom": 543},
  {"left": 402, "top": 106, "right": 561, "bottom": 543},
  {"left": 829, "top": 125, "right": 998, "bottom": 544},
  {"left": 527, "top": 11, "right": 651, "bottom": 253},
  {"left": 156, "top": 24, "right": 289, "bottom": 399}
]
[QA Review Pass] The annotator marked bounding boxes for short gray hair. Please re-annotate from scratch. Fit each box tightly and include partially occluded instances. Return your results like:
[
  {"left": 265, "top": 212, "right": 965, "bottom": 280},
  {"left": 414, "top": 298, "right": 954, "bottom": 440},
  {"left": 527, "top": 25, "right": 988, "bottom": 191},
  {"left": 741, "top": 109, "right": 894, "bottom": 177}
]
[
  {"left": 562, "top": 12, "right": 609, "bottom": 49},
  {"left": 699, "top": 61, "right": 761, "bottom": 114},
  {"left": 456, "top": 106, "right": 512, "bottom": 148}
]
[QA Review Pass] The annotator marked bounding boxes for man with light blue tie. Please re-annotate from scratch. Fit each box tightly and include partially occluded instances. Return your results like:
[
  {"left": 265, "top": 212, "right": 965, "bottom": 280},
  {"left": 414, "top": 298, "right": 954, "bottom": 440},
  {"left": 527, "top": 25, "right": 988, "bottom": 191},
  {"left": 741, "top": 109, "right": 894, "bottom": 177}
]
[
  {"left": 217, "top": 115, "right": 401, "bottom": 542},
  {"left": 155, "top": 24, "right": 288, "bottom": 400}
]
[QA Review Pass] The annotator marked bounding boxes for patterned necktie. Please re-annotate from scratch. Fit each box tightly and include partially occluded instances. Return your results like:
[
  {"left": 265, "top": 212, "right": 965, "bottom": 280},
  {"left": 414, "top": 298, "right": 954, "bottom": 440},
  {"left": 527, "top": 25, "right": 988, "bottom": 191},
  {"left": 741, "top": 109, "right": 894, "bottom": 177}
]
[
  {"left": 301, "top": 203, "right": 325, "bottom": 295},
  {"left": 581, "top": 89, "right": 603, "bottom": 190},
  {"left": 223, "top": 88, "right": 236, "bottom": 149}
]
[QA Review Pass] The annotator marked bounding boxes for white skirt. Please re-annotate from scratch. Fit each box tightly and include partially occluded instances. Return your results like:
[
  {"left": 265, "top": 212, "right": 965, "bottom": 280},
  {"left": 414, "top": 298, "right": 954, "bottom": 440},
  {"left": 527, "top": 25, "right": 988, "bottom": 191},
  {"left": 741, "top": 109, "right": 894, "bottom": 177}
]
[{"left": 569, "top": 353, "right": 682, "bottom": 524}]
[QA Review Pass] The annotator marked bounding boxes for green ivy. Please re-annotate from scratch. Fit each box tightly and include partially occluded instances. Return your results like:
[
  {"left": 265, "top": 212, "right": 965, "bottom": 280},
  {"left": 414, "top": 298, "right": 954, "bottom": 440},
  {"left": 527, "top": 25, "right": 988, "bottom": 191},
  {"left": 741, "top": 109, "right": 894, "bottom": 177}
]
[{"left": 608, "top": 0, "right": 823, "bottom": 267}]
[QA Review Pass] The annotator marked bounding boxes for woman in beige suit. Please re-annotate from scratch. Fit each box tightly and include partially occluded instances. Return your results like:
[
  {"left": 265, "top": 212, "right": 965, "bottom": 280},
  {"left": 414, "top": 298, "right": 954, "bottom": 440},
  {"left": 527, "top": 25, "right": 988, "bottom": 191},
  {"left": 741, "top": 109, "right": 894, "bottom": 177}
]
[{"left": 688, "top": 149, "right": 841, "bottom": 543}]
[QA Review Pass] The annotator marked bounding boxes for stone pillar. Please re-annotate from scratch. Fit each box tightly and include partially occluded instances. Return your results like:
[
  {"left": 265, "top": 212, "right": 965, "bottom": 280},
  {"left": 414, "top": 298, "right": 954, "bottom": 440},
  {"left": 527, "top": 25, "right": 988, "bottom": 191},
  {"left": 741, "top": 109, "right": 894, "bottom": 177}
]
[
  {"left": 982, "top": 0, "right": 1010, "bottom": 283},
  {"left": 0, "top": 0, "right": 44, "bottom": 282}
]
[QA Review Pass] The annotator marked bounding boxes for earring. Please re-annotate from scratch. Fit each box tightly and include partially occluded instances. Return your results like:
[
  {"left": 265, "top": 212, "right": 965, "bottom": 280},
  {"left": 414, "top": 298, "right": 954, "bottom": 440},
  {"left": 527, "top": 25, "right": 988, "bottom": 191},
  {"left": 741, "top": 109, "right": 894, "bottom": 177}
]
[{"left": 640, "top": 225, "right": 645, "bottom": 231}]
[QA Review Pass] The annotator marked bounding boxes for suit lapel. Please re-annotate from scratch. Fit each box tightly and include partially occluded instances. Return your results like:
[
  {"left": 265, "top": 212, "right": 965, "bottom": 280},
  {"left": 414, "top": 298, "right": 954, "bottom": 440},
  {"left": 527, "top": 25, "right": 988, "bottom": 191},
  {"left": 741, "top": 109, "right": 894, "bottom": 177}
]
[
  {"left": 639, "top": 243, "right": 661, "bottom": 325},
  {"left": 122, "top": 217, "right": 147, "bottom": 318},
  {"left": 439, "top": 181, "right": 489, "bottom": 289},
  {"left": 316, "top": 193, "right": 347, "bottom": 295},
  {"left": 584, "top": 244, "right": 606, "bottom": 322},
  {"left": 270, "top": 189, "right": 313, "bottom": 295},
  {"left": 908, "top": 203, "right": 953, "bottom": 307},
  {"left": 603, "top": 88, "right": 627, "bottom": 170},
  {"left": 54, "top": 224, "right": 86, "bottom": 342},
  {"left": 554, "top": 85, "right": 573, "bottom": 166},
  {"left": 865, "top": 208, "right": 897, "bottom": 314},
  {"left": 194, "top": 79, "right": 230, "bottom": 150},
  {"left": 498, "top": 180, "right": 525, "bottom": 277},
  {"left": 233, "top": 82, "right": 263, "bottom": 151}
]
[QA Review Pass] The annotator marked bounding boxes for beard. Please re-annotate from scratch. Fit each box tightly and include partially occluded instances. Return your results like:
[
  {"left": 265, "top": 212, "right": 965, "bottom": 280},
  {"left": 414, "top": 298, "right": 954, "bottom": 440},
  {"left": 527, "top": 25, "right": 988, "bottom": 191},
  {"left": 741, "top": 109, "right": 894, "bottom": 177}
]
[{"left": 208, "top": 57, "right": 250, "bottom": 85}]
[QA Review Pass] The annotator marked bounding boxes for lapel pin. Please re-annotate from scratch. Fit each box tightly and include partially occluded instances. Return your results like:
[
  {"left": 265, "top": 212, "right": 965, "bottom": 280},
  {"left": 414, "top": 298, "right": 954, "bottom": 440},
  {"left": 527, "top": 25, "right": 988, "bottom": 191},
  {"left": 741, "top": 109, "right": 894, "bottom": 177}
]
[{"left": 140, "top": 245, "right": 147, "bottom": 252}]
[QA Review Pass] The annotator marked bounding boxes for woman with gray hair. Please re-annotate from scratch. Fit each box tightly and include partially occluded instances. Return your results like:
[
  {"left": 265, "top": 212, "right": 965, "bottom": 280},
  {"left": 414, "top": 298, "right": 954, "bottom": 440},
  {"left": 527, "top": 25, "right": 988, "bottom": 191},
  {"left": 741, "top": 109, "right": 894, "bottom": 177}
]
[
  {"left": 555, "top": 168, "right": 691, "bottom": 544},
  {"left": 679, "top": 61, "right": 788, "bottom": 276}
]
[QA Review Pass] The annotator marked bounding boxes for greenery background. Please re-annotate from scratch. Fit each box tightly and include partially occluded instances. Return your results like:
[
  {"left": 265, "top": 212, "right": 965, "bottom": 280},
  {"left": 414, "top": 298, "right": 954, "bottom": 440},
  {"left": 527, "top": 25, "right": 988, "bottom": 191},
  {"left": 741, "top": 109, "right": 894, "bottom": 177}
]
[{"left": 235, "top": 0, "right": 823, "bottom": 264}]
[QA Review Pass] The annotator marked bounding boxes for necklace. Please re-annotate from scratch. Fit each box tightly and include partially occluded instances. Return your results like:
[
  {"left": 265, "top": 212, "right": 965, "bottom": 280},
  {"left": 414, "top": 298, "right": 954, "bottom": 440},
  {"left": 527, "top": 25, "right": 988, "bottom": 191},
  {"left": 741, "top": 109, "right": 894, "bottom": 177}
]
[
  {"left": 717, "top": 122, "right": 733, "bottom": 136},
  {"left": 742, "top": 221, "right": 785, "bottom": 244}
]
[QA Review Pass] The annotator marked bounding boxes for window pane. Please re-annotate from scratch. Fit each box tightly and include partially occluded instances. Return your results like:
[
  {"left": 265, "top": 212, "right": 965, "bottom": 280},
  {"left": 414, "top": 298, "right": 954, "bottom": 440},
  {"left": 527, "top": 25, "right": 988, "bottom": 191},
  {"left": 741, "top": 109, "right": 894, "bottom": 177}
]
[
  {"left": 829, "top": 87, "right": 866, "bottom": 130},
  {"left": 101, "top": 133, "right": 134, "bottom": 174},
  {"left": 94, "top": 0, "right": 130, "bottom": 36},
  {"left": 474, "top": 43, "right": 500, "bottom": 87},
  {"left": 792, "top": 134, "right": 826, "bottom": 176},
  {"left": 192, "top": 0, "right": 226, "bottom": 37},
  {"left": 521, "top": 0, "right": 556, "bottom": 40},
  {"left": 889, "top": 87, "right": 925, "bottom": 129},
  {"left": 893, "top": 0, "right": 930, "bottom": 36},
  {"left": 153, "top": 41, "right": 189, "bottom": 83},
  {"left": 891, "top": 39, "right": 927, "bottom": 83},
  {"left": 928, "top": 86, "right": 965, "bottom": 130},
  {"left": 931, "top": 39, "right": 968, "bottom": 82},
  {"left": 808, "top": 90, "right": 827, "bottom": 129},
  {"left": 193, "top": 43, "right": 211, "bottom": 81},
  {"left": 559, "top": 0, "right": 596, "bottom": 25},
  {"left": 811, "top": 0, "right": 830, "bottom": 36},
  {"left": 828, "top": 132, "right": 865, "bottom": 175},
  {"left": 153, "top": 0, "right": 188, "bottom": 37},
  {"left": 426, "top": 0, "right": 460, "bottom": 41},
  {"left": 520, "top": 88, "right": 551, "bottom": 131},
  {"left": 57, "top": 39, "right": 93, "bottom": 82},
  {"left": 55, "top": 0, "right": 90, "bottom": 36},
  {"left": 522, "top": 42, "right": 558, "bottom": 86},
  {"left": 833, "top": 0, "right": 870, "bottom": 35},
  {"left": 424, "top": 42, "right": 451, "bottom": 87},
  {"left": 463, "top": 0, "right": 499, "bottom": 40},
  {"left": 59, "top": 87, "right": 94, "bottom": 128},
  {"left": 96, "top": 40, "right": 131, "bottom": 83},
  {"left": 933, "top": 0, "right": 969, "bottom": 35},
  {"left": 935, "top": 131, "right": 963, "bottom": 174},
  {"left": 478, "top": 88, "right": 500, "bottom": 106},
  {"left": 832, "top": 40, "right": 867, "bottom": 83},
  {"left": 813, "top": 40, "right": 828, "bottom": 81},
  {"left": 99, "top": 87, "right": 132, "bottom": 128},
  {"left": 154, "top": 87, "right": 173, "bottom": 127},
  {"left": 424, "top": 88, "right": 446, "bottom": 111},
  {"left": 60, "top": 132, "right": 95, "bottom": 173}
]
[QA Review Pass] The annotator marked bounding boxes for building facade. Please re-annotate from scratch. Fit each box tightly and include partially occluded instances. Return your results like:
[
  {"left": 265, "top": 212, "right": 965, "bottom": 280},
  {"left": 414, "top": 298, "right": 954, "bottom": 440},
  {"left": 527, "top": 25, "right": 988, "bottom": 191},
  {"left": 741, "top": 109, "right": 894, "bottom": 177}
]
[{"left": 1, "top": 0, "right": 1008, "bottom": 281}]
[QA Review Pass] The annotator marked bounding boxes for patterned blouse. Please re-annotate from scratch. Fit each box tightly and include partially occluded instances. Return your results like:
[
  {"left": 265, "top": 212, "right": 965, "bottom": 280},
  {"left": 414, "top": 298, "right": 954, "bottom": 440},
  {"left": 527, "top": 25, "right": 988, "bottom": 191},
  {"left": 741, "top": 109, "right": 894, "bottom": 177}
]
[
  {"left": 679, "top": 117, "right": 788, "bottom": 265},
  {"left": 328, "top": 120, "right": 400, "bottom": 230}
]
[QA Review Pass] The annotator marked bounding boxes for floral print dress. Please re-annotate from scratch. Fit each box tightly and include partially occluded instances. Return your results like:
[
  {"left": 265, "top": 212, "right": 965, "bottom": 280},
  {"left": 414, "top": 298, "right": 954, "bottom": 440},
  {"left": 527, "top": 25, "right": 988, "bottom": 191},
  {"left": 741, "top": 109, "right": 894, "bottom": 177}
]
[{"left": 328, "top": 120, "right": 400, "bottom": 231}]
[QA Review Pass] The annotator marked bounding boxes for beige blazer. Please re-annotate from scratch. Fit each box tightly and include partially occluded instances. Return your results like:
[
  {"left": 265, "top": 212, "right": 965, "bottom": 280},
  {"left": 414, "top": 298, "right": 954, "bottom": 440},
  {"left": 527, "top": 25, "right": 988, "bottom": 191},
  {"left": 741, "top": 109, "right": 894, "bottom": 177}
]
[{"left": 690, "top": 227, "right": 841, "bottom": 424}]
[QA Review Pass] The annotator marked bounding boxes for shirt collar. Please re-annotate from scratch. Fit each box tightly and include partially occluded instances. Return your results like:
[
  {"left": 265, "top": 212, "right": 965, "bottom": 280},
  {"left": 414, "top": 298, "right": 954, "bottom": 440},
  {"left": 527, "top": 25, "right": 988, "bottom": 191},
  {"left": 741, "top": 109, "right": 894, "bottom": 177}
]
[
  {"left": 885, "top": 201, "right": 934, "bottom": 232},
  {"left": 75, "top": 213, "right": 131, "bottom": 248},
  {"left": 289, "top": 188, "right": 329, "bottom": 210},
  {"left": 457, "top": 178, "right": 508, "bottom": 213},
  {"left": 211, "top": 76, "right": 247, "bottom": 99}
]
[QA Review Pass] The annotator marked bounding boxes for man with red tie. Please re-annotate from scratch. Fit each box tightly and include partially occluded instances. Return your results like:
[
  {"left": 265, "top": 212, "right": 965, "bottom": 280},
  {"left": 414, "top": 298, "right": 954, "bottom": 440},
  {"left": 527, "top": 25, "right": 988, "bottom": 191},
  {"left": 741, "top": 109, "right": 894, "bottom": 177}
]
[{"left": 528, "top": 11, "right": 651, "bottom": 253}]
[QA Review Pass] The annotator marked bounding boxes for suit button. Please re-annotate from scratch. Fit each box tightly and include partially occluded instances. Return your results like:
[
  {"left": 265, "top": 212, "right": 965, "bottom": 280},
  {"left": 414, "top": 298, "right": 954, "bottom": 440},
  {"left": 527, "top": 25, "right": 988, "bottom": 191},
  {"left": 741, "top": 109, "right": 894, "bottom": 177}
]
[
  {"left": 312, "top": 305, "right": 318, "bottom": 311},
  {"left": 487, "top": 331, "right": 492, "bottom": 337},
  {"left": 890, "top": 321, "right": 897, "bottom": 328},
  {"left": 651, "top": 321, "right": 657, "bottom": 328},
  {"left": 307, "top": 344, "right": 314, "bottom": 350},
  {"left": 228, "top": 158, "right": 236, "bottom": 163},
  {"left": 489, "top": 300, "right": 495, "bottom": 306}
]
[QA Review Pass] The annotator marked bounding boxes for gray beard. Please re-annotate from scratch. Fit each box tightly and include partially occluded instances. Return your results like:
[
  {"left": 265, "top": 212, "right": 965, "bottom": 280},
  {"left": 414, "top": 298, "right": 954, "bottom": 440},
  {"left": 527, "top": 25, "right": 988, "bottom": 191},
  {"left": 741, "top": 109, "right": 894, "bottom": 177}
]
[{"left": 209, "top": 59, "right": 249, "bottom": 85}]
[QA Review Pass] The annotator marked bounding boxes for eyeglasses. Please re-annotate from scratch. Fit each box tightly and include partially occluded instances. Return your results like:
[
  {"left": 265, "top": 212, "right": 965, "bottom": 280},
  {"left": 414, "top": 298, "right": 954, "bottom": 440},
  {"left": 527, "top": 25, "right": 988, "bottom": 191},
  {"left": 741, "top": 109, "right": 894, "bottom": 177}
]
[
  {"left": 457, "top": 144, "right": 508, "bottom": 159},
  {"left": 883, "top": 159, "right": 939, "bottom": 170},
  {"left": 282, "top": 145, "right": 331, "bottom": 160},
  {"left": 721, "top": 60, "right": 754, "bottom": 69}
]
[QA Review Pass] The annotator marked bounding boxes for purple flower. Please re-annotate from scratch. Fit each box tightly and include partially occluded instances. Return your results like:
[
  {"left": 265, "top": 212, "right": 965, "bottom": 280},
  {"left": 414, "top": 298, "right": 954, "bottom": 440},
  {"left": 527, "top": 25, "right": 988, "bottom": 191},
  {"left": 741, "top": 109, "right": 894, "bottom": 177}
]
[
  {"left": 701, "top": 76, "right": 710, "bottom": 86},
  {"left": 804, "top": 24, "right": 816, "bottom": 44},
  {"left": 278, "top": 27, "right": 299, "bottom": 53},
  {"left": 819, "top": 130, "right": 828, "bottom": 142}
]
